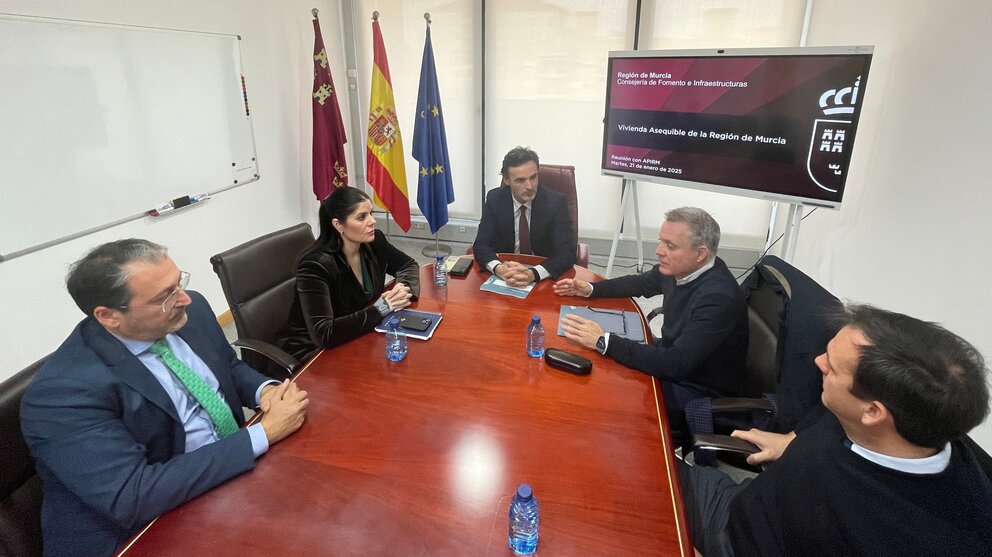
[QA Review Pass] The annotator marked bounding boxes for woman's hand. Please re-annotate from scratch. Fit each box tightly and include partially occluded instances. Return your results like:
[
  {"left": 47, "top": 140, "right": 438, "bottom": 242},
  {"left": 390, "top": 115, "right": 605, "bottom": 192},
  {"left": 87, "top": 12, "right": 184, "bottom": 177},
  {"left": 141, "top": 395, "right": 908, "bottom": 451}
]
[{"left": 382, "top": 283, "right": 413, "bottom": 312}]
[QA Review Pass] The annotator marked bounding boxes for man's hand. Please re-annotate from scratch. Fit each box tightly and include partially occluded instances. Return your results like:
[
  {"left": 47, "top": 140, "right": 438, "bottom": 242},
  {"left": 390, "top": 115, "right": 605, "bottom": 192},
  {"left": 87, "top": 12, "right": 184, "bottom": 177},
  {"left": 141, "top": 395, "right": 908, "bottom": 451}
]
[
  {"left": 259, "top": 380, "right": 310, "bottom": 445},
  {"left": 381, "top": 282, "right": 413, "bottom": 312},
  {"left": 560, "top": 314, "right": 605, "bottom": 350},
  {"left": 730, "top": 428, "right": 796, "bottom": 466},
  {"left": 259, "top": 383, "right": 280, "bottom": 413},
  {"left": 498, "top": 261, "right": 534, "bottom": 287},
  {"left": 553, "top": 277, "right": 592, "bottom": 298}
]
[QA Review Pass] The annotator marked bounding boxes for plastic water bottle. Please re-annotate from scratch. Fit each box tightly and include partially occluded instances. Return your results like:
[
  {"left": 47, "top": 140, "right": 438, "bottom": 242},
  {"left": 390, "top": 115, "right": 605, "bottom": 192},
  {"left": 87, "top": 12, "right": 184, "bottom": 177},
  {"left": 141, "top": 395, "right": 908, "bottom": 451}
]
[
  {"left": 526, "top": 315, "right": 545, "bottom": 358},
  {"left": 508, "top": 483, "right": 539, "bottom": 555},
  {"left": 385, "top": 316, "right": 407, "bottom": 362},
  {"left": 434, "top": 255, "right": 448, "bottom": 287}
]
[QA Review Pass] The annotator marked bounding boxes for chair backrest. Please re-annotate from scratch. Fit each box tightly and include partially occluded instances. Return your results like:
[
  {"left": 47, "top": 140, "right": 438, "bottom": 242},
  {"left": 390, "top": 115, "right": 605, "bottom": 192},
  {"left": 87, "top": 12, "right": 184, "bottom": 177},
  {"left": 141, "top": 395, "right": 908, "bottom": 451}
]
[
  {"left": 537, "top": 164, "right": 579, "bottom": 245},
  {"left": 210, "top": 223, "right": 315, "bottom": 368},
  {"left": 739, "top": 265, "right": 787, "bottom": 398},
  {"left": 962, "top": 435, "right": 992, "bottom": 480},
  {"left": 0, "top": 356, "right": 48, "bottom": 557},
  {"left": 755, "top": 255, "right": 842, "bottom": 432}
]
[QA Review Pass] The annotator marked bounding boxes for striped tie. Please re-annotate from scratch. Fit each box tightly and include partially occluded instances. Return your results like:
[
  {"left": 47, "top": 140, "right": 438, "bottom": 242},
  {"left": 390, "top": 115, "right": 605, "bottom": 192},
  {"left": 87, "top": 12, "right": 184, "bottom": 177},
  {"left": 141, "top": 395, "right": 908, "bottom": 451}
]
[{"left": 148, "top": 339, "right": 239, "bottom": 438}]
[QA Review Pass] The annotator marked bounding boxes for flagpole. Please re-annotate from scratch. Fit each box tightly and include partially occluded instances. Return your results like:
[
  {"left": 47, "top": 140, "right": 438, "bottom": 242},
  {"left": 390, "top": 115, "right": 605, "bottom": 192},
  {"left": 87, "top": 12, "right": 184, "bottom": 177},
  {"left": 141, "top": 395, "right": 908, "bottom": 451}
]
[
  {"left": 423, "top": 235, "right": 452, "bottom": 258},
  {"left": 375, "top": 9, "right": 384, "bottom": 243},
  {"left": 371, "top": 10, "right": 389, "bottom": 242},
  {"left": 416, "top": 12, "right": 453, "bottom": 260}
]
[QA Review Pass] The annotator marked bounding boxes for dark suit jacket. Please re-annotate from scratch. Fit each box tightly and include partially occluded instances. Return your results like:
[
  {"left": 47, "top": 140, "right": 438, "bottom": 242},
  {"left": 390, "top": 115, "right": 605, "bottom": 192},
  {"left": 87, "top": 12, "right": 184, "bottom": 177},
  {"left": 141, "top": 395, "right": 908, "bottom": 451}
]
[
  {"left": 280, "top": 229, "right": 421, "bottom": 359},
  {"left": 20, "top": 291, "right": 269, "bottom": 557},
  {"left": 472, "top": 185, "right": 576, "bottom": 278}
]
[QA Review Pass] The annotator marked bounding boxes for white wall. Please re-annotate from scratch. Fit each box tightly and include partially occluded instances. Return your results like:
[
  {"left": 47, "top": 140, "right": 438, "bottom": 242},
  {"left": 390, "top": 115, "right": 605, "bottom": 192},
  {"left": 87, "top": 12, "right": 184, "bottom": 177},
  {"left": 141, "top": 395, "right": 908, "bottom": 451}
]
[
  {"left": 0, "top": 0, "right": 346, "bottom": 375},
  {"left": 794, "top": 0, "right": 992, "bottom": 448}
]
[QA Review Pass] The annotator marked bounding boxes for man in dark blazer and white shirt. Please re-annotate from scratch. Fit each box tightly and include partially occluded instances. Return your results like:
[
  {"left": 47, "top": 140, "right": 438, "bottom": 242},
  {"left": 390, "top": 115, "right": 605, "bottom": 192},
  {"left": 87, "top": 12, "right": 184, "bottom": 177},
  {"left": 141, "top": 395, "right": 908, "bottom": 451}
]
[
  {"left": 20, "top": 239, "right": 310, "bottom": 557},
  {"left": 472, "top": 146, "right": 576, "bottom": 286}
]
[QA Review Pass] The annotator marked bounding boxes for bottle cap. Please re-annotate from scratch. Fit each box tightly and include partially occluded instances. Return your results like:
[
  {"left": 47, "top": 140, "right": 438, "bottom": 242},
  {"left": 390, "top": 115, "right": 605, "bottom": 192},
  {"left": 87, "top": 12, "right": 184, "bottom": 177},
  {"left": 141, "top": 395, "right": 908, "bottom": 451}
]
[
  {"left": 516, "top": 483, "right": 533, "bottom": 500},
  {"left": 531, "top": 315, "right": 541, "bottom": 324}
]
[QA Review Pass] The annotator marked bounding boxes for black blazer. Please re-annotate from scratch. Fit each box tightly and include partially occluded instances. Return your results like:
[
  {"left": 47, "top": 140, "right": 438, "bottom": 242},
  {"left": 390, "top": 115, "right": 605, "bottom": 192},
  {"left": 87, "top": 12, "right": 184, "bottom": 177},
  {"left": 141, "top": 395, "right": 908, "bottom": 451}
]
[
  {"left": 281, "top": 229, "right": 421, "bottom": 359},
  {"left": 472, "top": 185, "right": 576, "bottom": 278}
]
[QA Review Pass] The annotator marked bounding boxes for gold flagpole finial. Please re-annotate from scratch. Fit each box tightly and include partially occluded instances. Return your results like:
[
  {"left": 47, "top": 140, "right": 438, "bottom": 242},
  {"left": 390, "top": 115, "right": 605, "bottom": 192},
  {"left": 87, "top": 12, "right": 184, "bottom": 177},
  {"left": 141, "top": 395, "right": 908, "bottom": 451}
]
[
  {"left": 372, "top": 11, "right": 380, "bottom": 21},
  {"left": 311, "top": 8, "right": 319, "bottom": 19}
]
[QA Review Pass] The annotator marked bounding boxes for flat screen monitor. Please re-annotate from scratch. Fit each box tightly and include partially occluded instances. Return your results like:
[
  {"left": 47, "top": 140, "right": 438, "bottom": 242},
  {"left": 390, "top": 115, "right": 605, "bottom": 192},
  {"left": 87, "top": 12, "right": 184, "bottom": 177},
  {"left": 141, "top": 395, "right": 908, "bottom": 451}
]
[{"left": 601, "top": 46, "right": 873, "bottom": 208}]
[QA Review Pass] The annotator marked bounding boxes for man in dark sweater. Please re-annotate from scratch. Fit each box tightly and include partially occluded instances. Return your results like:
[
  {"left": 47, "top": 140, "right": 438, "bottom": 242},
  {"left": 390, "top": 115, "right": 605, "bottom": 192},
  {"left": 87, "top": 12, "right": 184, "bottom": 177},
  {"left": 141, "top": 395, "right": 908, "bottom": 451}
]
[
  {"left": 681, "top": 304, "right": 992, "bottom": 557},
  {"left": 556, "top": 207, "right": 747, "bottom": 430}
]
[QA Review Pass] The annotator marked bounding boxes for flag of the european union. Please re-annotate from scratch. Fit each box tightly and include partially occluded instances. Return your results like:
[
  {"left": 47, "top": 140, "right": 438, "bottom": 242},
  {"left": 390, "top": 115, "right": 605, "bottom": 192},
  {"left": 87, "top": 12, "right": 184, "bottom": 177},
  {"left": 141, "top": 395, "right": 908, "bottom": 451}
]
[{"left": 413, "top": 26, "right": 454, "bottom": 235}]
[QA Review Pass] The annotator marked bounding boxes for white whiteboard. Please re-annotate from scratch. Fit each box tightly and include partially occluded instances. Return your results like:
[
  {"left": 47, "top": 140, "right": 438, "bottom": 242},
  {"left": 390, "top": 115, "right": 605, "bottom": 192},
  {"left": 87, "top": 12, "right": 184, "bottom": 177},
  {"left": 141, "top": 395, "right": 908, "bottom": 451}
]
[{"left": 0, "top": 15, "right": 259, "bottom": 260}]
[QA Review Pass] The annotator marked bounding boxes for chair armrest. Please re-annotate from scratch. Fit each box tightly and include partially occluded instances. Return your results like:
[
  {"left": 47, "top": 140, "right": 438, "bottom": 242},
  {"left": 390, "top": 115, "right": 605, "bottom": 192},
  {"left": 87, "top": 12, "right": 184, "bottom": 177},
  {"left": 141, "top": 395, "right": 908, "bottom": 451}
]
[
  {"left": 646, "top": 306, "right": 664, "bottom": 322},
  {"left": 692, "top": 433, "right": 760, "bottom": 455},
  {"left": 710, "top": 397, "right": 775, "bottom": 414},
  {"left": 232, "top": 339, "right": 299, "bottom": 377}
]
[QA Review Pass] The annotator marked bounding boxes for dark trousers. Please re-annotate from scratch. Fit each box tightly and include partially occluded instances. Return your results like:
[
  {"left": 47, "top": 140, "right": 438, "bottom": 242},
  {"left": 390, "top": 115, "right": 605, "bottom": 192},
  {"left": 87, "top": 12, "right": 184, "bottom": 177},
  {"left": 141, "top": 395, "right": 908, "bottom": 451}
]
[
  {"left": 662, "top": 381, "right": 711, "bottom": 442},
  {"left": 677, "top": 459, "right": 751, "bottom": 557}
]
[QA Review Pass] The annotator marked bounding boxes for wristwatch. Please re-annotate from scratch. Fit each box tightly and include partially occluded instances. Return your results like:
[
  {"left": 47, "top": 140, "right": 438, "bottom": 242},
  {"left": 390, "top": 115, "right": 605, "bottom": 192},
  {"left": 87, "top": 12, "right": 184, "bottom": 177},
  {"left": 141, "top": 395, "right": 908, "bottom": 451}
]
[
  {"left": 596, "top": 334, "right": 608, "bottom": 355},
  {"left": 373, "top": 297, "right": 391, "bottom": 316}
]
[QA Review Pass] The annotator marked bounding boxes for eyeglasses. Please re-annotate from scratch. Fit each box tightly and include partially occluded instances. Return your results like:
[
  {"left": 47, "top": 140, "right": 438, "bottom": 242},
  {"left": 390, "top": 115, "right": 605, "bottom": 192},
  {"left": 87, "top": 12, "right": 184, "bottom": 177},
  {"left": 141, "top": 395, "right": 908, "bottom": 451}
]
[
  {"left": 587, "top": 306, "right": 627, "bottom": 336},
  {"left": 119, "top": 271, "right": 191, "bottom": 313}
]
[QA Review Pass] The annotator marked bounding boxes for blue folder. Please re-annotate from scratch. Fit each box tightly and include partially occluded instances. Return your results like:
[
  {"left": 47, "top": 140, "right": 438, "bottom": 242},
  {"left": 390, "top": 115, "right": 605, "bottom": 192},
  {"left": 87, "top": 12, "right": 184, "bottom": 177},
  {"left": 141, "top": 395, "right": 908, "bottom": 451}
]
[{"left": 557, "top": 305, "right": 646, "bottom": 343}]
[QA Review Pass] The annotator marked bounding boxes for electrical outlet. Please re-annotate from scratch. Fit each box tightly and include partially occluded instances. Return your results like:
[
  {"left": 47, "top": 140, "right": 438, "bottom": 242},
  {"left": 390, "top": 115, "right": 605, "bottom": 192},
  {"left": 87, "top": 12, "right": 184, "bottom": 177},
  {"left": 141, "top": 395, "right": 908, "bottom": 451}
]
[{"left": 458, "top": 226, "right": 466, "bottom": 233}]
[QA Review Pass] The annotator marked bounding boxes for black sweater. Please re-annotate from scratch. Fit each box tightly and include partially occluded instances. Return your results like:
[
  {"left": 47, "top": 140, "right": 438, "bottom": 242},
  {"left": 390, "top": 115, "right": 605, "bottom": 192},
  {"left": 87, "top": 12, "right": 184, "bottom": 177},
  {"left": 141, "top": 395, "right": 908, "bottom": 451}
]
[
  {"left": 590, "top": 257, "right": 748, "bottom": 396},
  {"left": 730, "top": 410, "right": 992, "bottom": 556}
]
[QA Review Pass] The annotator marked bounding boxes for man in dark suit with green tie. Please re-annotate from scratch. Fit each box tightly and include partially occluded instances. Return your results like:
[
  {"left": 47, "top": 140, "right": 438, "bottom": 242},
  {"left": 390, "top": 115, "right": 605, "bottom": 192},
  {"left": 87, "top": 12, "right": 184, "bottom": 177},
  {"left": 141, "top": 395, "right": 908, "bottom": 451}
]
[{"left": 21, "top": 239, "right": 310, "bottom": 557}]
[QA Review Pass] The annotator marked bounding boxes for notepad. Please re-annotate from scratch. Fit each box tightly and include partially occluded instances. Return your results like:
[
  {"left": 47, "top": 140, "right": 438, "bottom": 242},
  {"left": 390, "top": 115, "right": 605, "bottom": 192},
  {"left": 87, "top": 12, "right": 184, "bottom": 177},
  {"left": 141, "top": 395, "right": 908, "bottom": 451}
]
[
  {"left": 374, "top": 309, "right": 443, "bottom": 341},
  {"left": 479, "top": 275, "right": 534, "bottom": 299}
]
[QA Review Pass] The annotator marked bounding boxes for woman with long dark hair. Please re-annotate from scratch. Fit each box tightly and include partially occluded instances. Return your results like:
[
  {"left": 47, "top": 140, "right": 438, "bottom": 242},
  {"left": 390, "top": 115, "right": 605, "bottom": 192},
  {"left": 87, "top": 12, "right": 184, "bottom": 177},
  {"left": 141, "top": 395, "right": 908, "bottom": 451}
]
[{"left": 280, "top": 187, "right": 420, "bottom": 359}]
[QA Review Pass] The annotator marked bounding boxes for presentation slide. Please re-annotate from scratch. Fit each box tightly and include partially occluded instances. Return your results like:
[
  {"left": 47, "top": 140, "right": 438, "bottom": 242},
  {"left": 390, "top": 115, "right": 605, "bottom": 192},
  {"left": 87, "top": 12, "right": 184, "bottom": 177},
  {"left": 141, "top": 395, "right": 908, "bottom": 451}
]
[{"left": 601, "top": 48, "right": 872, "bottom": 207}]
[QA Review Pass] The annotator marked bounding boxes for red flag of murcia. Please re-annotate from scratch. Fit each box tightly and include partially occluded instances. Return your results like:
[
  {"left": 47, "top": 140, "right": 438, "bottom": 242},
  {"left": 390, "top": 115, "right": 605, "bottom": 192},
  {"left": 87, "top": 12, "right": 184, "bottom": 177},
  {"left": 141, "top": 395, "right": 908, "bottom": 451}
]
[{"left": 312, "top": 18, "right": 348, "bottom": 200}]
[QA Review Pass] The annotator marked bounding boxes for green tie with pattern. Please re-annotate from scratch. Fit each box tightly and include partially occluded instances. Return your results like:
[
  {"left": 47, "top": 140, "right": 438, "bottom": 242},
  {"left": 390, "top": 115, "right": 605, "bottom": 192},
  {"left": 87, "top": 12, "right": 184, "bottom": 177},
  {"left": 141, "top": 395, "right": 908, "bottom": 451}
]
[{"left": 149, "top": 339, "right": 239, "bottom": 438}]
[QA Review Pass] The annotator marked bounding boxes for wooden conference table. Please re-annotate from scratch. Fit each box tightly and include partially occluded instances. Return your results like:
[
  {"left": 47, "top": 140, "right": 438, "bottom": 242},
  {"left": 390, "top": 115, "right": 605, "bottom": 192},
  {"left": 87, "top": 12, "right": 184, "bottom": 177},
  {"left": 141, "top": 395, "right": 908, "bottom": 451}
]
[{"left": 118, "top": 255, "right": 691, "bottom": 556}]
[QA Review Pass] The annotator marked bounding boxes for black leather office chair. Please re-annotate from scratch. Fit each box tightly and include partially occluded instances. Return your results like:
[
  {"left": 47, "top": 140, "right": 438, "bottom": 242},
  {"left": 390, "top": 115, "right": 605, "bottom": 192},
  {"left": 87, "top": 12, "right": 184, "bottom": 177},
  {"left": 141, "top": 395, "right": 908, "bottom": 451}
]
[
  {"left": 1, "top": 356, "right": 48, "bottom": 557},
  {"left": 686, "top": 256, "right": 841, "bottom": 465},
  {"left": 210, "top": 223, "right": 316, "bottom": 379}
]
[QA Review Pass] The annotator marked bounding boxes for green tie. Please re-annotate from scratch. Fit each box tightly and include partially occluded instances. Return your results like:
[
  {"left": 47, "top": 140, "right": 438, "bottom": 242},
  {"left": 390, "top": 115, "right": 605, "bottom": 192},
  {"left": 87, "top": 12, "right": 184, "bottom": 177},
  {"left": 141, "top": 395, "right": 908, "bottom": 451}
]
[{"left": 149, "top": 339, "right": 239, "bottom": 438}]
